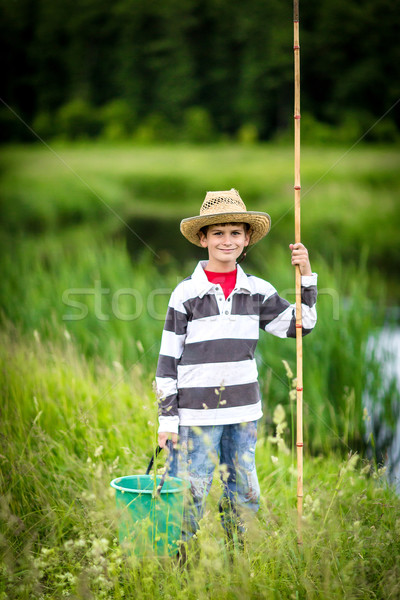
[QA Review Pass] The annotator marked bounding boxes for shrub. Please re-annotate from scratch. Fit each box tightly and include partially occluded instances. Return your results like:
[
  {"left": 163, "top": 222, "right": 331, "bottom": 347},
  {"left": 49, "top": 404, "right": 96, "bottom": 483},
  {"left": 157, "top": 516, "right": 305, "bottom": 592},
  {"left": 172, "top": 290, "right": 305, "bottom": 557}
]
[
  {"left": 237, "top": 123, "right": 259, "bottom": 145},
  {"left": 99, "top": 99, "right": 136, "bottom": 140},
  {"left": 31, "top": 111, "right": 55, "bottom": 140},
  {"left": 56, "top": 98, "right": 102, "bottom": 140},
  {"left": 133, "top": 113, "right": 176, "bottom": 144},
  {"left": 182, "top": 106, "right": 215, "bottom": 143}
]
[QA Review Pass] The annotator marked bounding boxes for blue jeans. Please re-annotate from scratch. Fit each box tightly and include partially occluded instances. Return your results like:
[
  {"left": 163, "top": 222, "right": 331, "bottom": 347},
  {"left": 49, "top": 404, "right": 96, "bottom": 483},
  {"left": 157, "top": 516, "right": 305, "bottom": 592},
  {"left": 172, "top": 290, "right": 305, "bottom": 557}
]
[{"left": 169, "top": 421, "right": 260, "bottom": 542}]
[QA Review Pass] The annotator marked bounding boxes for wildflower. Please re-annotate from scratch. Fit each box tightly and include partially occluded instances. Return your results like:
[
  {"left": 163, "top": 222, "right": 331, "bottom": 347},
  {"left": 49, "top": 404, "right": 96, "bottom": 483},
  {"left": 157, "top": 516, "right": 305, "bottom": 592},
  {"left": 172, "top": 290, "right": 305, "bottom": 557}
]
[
  {"left": 271, "top": 455, "right": 279, "bottom": 464},
  {"left": 276, "top": 422, "right": 287, "bottom": 437},
  {"left": 282, "top": 360, "right": 293, "bottom": 379},
  {"left": 90, "top": 537, "right": 109, "bottom": 558},
  {"left": 202, "top": 403, "right": 209, "bottom": 409},
  {"left": 214, "top": 388, "right": 220, "bottom": 395},
  {"left": 304, "top": 494, "right": 320, "bottom": 515},
  {"left": 63, "top": 540, "right": 74, "bottom": 552},
  {"left": 220, "top": 399, "right": 226, "bottom": 405},
  {"left": 94, "top": 445, "right": 104, "bottom": 457},
  {"left": 304, "top": 494, "right": 313, "bottom": 510},
  {"left": 346, "top": 453, "right": 359, "bottom": 472},
  {"left": 273, "top": 404, "right": 286, "bottom": 425},
  {"left": 360, "top": 463, "right": 371, "bottom": 475},
  {"left": 109, "top": 455, "right": 120, "bottom": 472}
]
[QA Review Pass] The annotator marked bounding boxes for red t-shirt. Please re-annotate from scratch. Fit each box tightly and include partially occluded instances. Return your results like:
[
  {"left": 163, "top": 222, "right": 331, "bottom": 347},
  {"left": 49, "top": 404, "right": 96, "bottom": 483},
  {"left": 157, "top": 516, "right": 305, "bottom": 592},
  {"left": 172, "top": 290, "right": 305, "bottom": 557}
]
[{"left": 204, "top": 268, "right": 237, "bottom": 299}]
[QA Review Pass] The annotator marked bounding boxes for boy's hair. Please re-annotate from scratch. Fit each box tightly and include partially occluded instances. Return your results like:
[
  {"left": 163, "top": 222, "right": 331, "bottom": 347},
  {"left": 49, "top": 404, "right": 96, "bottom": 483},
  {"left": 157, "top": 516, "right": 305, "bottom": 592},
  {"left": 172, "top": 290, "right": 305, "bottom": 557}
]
[{"left": 199, "top": 222, "right": 251, "bottom": 237}]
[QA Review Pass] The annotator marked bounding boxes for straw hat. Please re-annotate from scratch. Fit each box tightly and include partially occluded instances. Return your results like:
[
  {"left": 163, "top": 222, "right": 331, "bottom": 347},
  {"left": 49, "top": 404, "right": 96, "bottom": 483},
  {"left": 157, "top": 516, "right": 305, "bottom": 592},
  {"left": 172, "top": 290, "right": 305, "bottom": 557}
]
[{"left": 180, "top": 189, "right": 271, "bottom": 247}]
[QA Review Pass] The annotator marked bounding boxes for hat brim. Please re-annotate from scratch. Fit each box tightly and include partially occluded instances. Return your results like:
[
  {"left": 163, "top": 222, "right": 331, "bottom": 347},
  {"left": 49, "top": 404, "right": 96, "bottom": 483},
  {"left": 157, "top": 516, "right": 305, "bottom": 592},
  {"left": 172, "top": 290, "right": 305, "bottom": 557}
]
[{"left": 180, "top": 211, "right": 271, "bottom": 247}]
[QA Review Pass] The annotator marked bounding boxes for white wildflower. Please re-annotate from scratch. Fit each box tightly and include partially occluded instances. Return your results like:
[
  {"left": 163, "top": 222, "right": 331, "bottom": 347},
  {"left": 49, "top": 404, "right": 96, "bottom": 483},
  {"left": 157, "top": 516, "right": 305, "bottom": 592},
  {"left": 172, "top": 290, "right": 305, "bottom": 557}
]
[
  {"left": 273, "top": 404, "right": 286, "bottom": 425},
  {"left": 360, "top": 463, "right": 371, "bottom": 475},
  {"left": 94, "top": 445, "right": 104, "bottom": 457},
  {"left": 282, "top": 360, "right": 293, "bottom": 379},
  {"left": 271, "top": 455, "right": 279, "bottom": 464},
  {"left": 347, "top": 453, "right": 359, "bottom": 472}
]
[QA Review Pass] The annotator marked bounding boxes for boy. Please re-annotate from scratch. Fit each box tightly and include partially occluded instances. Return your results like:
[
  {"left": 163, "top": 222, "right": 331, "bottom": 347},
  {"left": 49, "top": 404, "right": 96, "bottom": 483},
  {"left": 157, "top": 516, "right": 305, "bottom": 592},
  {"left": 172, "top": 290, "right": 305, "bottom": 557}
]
[{"left": 155, "top": 189, "right": 317, "bottom": 545}]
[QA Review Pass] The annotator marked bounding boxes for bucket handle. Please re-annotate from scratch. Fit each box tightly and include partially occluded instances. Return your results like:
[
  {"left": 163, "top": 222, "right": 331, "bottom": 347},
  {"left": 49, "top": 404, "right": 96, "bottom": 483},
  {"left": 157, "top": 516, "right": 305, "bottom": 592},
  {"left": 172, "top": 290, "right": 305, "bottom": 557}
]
[{"left": 145, "top": 439, "right": 174, "bottom": 496}]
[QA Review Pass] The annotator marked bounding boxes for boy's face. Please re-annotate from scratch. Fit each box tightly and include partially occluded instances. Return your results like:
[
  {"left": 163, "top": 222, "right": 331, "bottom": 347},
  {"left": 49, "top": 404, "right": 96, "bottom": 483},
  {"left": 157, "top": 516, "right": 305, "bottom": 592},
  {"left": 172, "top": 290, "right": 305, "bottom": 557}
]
[{"left": 198, "top": 223, "right": 250, "bottom": 268}]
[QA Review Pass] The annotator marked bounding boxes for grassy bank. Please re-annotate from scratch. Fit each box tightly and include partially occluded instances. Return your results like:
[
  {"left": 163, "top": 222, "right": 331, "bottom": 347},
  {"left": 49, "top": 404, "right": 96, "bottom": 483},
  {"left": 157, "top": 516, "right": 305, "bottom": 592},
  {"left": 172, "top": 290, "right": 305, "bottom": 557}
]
[
  {"left": 0, "top": 142, "right": 399, "bottom": 296},
  {"left": 1, "top": 327, "right": 399, "bottom": 600}
]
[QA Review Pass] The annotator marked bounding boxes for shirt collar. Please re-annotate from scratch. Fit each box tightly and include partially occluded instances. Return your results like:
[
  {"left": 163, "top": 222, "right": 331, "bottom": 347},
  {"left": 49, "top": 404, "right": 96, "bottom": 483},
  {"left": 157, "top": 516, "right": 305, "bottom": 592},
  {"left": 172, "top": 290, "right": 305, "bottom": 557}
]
[{"left": 191, "top": 261, "right": 252, "bottom": 298}]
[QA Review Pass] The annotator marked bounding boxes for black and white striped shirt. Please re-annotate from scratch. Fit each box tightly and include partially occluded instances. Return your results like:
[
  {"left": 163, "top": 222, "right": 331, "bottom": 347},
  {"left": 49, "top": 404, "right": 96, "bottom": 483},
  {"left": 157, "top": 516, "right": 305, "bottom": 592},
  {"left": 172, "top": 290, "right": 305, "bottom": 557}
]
[{"left": 156, "top": 261, "right": 317, "bottom": 434}]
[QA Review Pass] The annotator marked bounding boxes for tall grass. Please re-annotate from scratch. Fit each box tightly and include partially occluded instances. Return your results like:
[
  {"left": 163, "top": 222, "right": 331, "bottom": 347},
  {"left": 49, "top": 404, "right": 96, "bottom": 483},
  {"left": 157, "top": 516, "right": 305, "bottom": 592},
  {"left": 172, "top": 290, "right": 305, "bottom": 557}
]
[
  {"left": 1, "top": 326, "right": 399, "bottom": 599},
  {"left": 0, "top": 223, "right": 394, "bottom": 452}
]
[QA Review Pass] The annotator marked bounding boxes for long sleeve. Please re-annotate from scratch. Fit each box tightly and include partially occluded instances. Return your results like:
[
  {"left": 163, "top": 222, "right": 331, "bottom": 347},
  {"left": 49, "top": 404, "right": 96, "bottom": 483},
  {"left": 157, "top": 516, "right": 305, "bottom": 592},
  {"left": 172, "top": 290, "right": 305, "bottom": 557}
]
[
  {"left": 260, "top": 273, "right": 318, "bottom": 338},
  {"left": 155, "top": 287, "right": 188, "bottom": 434}
]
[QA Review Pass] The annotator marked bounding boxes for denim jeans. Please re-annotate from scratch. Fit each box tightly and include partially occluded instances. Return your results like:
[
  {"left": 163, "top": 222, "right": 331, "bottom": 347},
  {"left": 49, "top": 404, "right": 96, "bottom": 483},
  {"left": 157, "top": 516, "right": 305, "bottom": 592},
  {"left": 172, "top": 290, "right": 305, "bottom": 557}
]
[{"left": 169, "top": 421, "right": 260, "bottom": 542}]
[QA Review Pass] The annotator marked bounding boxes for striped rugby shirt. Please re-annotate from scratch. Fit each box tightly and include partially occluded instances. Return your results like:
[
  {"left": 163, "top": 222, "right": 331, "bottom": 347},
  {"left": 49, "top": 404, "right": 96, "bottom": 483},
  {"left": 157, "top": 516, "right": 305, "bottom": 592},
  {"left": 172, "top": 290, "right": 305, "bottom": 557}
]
[{"left": 156, "top": 260, "right": 317, "bottom": 434}]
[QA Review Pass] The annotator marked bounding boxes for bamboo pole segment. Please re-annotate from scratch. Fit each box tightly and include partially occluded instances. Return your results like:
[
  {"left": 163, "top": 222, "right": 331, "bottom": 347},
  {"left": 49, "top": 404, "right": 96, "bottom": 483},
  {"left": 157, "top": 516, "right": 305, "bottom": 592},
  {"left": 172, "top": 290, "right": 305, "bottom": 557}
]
[{"left": 293, "top": 0, "right": 303, "bottom": 544}]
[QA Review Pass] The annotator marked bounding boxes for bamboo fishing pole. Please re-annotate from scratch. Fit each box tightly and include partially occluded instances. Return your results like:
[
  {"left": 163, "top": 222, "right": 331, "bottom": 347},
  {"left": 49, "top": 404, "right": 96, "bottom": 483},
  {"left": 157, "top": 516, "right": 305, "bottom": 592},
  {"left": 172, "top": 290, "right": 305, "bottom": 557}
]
[{"left": 293, "top": 0, "right": 304, "bottom": 543}]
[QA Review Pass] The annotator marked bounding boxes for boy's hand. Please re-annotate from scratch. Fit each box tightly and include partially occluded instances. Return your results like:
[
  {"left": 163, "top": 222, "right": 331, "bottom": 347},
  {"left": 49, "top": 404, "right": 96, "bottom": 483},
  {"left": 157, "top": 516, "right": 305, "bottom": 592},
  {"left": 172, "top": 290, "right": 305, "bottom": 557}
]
[
  {"left": 289, "top": 243, "right": 312, "bottom": 276},
  {"left": 158, "top": 432, "right": 178, "bottom": 449}
]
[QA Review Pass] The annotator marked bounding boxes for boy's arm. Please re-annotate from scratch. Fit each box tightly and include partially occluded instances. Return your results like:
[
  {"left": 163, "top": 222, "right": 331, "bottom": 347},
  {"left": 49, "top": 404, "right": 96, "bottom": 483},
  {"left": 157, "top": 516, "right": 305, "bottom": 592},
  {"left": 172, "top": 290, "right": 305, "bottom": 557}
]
[
  {"left": 155, "top": 289, "right": 188, "bottom": 447},
  {"left": 259, "top": 243, "right": 317, "bottom": 338}
]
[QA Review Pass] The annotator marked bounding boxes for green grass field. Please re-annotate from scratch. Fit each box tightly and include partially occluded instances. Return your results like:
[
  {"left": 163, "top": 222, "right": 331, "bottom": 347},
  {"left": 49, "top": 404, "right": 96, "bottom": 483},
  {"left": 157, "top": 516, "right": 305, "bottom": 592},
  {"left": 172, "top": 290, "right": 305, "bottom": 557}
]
[{"left": 1, "top": 142, "right": 399, "bottom": 598}]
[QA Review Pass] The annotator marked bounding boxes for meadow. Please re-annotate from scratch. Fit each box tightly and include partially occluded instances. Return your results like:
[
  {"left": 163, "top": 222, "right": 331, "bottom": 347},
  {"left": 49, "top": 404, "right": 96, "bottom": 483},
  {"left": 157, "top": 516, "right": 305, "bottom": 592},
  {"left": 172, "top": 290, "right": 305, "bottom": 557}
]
[{"left": 1, "top": 142, "right": 399, "bottom": 598}]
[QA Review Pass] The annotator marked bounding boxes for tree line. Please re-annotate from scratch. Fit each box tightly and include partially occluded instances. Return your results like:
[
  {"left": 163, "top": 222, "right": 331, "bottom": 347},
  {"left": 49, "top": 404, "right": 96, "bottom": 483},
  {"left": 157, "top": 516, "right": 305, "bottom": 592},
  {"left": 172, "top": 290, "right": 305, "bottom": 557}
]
[{"left": 1, "top": 0, "right": 399, "bottom": 142}]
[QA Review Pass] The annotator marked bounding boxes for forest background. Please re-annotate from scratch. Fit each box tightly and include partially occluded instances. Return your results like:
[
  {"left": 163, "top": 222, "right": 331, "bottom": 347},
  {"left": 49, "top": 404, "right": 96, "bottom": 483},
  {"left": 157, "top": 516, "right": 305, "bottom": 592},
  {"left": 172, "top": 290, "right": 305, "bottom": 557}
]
[{"left": 1, "top": 0, "right": 400, "bottom": 144}]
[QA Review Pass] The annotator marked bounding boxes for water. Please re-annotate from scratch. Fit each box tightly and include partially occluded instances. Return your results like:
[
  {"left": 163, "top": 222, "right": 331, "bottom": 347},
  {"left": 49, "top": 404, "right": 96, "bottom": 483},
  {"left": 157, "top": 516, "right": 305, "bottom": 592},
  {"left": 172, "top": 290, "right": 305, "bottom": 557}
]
[{"left": 365, "top": 326, "right": 400, "bottom": 493}]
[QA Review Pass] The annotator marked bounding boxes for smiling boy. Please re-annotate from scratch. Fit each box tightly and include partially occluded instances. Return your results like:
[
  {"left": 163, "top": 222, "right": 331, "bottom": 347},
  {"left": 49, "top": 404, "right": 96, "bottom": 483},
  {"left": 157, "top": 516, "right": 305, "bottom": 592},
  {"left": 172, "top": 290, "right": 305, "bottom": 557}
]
[{"left": 155, "top": 189, "right": 317, "bottom": 547}]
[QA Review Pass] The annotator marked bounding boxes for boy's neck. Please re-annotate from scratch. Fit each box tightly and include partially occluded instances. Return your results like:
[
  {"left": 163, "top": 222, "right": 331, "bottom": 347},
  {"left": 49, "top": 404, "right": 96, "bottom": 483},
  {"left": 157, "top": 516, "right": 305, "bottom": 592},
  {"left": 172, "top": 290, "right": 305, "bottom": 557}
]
[{"left": 204, "top": 258, "right": 237, "bottom": 273}]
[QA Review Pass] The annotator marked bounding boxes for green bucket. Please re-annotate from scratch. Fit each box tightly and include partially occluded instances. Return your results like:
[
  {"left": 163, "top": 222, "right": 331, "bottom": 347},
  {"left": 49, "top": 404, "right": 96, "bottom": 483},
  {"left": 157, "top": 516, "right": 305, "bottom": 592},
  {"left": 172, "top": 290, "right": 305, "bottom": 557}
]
[{"left": 110, "top": 446, "right": 189, "bottom": 557}]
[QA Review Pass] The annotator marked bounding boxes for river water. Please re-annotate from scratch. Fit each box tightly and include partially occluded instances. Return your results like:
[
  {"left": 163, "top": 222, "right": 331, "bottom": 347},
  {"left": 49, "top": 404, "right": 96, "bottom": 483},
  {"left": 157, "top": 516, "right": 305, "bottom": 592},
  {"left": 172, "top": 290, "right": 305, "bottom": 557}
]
[{"left": 365, "top": 326, "right": 400, "bottom": 493}]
